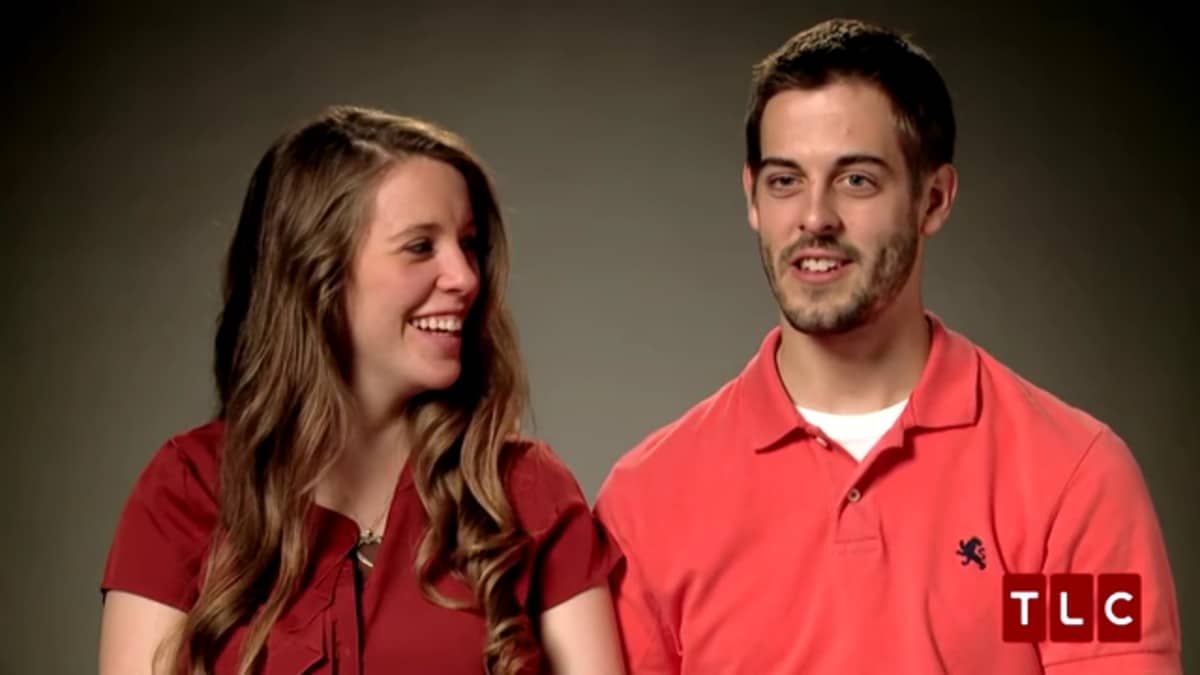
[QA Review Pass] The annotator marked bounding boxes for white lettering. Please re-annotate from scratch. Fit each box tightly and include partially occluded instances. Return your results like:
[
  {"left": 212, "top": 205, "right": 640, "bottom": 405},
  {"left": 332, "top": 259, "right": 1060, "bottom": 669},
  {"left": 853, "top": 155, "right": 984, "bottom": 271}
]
[
  {"left": 1010, "top": 591, "right": 1039, "bottom": 625},
  {"left": 1104, "top": 592, "right": 1134, "bottom": 626},
  {"left": 1059, "top": 591, "right": 1084, "bottom": 626}
]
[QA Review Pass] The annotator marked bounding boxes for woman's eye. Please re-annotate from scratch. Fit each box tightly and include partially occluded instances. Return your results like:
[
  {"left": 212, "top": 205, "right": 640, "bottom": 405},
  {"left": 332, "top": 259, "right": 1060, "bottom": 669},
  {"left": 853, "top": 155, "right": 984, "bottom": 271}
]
[{"left": 404, "top": 239, "right": 433, "bottom": 255}]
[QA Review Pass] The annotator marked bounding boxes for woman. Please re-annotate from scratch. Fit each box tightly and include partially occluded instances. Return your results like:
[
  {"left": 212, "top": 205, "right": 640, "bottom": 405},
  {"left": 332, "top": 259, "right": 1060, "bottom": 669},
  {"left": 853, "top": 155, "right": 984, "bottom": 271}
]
[{"left": 99, "top": 106, "right": 625, "bottom": 675}]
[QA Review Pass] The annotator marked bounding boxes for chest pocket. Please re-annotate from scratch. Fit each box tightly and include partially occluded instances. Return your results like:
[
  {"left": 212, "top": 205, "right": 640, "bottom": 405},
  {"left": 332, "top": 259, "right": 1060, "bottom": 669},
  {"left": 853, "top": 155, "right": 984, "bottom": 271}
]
[
  {"left": 254, "top": 572, "right": 338, "bottom": 675},
  {"left": 215, "top": 606, "right": 329, "bottom": 675},
  {"left": 268, "top": 599, "right": 330, "bottom": 673}
]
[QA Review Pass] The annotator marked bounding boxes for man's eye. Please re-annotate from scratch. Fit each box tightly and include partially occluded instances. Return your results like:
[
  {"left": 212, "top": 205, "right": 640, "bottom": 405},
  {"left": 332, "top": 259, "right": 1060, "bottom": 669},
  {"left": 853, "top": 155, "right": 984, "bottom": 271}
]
[{"left": 843, "top": 174, "right": 875, "bottom": 189}]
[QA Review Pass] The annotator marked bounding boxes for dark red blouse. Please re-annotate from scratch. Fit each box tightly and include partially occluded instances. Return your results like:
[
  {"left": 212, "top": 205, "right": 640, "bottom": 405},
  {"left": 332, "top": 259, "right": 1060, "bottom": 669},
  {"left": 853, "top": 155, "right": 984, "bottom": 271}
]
[{"left": 102, "top": 421, "right": 620, "bottom": 674}]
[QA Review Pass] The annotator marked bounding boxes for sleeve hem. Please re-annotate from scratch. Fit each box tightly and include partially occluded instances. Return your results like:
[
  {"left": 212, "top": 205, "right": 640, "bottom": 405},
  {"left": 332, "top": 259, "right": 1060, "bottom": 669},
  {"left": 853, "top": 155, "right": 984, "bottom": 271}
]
[
  {"left": 535, "top": 503, "right": 624, "bottom": 611},
  {"left": 1043, "top": 650, "right": 1181, "bottom": 674},
  {"left": 100, "top": 579, "right": 194, "bottom": 613},
  {"left": 539, "top": 578, "right": 613, "bottom": 613}
]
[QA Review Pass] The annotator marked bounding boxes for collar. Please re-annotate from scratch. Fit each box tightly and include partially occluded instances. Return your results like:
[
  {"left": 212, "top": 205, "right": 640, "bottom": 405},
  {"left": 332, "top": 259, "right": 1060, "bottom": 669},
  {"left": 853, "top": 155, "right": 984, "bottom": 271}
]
[{"left": 738, "top": 312, "right": 981, "bottom": 453}]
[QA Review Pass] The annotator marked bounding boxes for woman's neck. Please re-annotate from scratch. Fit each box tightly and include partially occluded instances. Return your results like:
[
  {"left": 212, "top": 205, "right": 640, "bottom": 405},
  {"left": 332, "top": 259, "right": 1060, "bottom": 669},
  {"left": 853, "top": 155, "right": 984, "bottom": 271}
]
[{"left": 315, "top": 408, "right": 412, "bottom": 527}]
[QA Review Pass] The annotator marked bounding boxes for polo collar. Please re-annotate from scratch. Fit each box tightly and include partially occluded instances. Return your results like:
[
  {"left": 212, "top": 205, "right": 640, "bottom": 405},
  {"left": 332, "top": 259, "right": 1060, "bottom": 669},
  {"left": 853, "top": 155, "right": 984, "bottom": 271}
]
[{"left": 738, "top": 312, "right": 981, "bottom": 453}]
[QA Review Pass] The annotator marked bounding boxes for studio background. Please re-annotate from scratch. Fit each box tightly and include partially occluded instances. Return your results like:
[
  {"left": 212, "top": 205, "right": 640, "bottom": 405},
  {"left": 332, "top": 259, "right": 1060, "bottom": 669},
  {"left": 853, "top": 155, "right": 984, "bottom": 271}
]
[{"left": 2, "top": 1, "right": 1195, "bottom": 672}]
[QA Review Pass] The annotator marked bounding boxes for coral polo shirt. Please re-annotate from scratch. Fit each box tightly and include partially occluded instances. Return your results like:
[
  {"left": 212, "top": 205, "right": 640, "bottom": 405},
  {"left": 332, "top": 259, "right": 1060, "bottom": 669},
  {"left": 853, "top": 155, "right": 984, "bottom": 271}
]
[
  {"left": 596, "top": 315, "right": 1180, "bottom": 674},
  {"left": 102, "top": 420, "right": 619, "bottom": 674}
]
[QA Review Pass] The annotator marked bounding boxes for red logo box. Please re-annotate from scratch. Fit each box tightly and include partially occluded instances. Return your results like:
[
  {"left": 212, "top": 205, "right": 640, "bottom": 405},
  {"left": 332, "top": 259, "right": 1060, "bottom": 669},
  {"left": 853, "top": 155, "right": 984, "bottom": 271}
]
[
  {"left": 1050, "top": 574, "right": 1093, "bottom": 642},
  {"left": 1097, "top": 574, "right": 1141, "bottom": 642},
  {"left": 1002, "top": 573, "right": 1141, "bottom": 643},
  {"left": 1003, "top": 574, "right": 1047, "bottom": 642}
]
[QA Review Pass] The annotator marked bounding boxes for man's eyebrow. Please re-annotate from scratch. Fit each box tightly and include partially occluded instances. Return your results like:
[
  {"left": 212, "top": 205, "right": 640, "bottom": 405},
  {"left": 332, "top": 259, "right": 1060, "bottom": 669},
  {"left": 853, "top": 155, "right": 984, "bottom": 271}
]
[
  {"left": 834, "top": 154, "right": 892, "bottom": 170},
  {"left": 760, "top": 156, "right": 802, "bottom": 171},
  {"left": 759, "top": 154, "right": 893, "bottom": 171}
]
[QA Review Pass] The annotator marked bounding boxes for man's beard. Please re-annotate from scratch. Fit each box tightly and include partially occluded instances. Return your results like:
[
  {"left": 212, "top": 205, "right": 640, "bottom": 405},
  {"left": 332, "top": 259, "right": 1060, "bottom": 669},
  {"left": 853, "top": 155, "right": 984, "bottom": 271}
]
[{"left": 759, "top": 218, "right": 919, "bottom": 336}]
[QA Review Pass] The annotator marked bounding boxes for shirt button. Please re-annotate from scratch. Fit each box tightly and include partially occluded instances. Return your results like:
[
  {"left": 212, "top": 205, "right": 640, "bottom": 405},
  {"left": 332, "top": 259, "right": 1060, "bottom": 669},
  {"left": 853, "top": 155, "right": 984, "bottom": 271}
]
[
  {"left": 814, "top": 436, "right": 830, "bottom": 448},
  {"left": 846, "top": 487, "right": 863, "bottom": 503}
]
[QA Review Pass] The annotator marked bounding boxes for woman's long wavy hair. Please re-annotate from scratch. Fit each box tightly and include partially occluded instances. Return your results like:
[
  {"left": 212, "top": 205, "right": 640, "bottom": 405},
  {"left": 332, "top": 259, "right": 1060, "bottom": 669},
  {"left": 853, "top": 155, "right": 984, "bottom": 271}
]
[{"left": 174, "top": 106, "right": 535, "bottom": 674}]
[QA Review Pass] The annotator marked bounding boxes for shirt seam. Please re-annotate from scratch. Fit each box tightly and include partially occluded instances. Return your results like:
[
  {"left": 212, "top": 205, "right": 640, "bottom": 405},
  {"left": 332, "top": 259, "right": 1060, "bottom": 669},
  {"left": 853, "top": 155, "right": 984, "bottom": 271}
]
[
  {"left": 1042, "top": 425, "right": 1110, "bottom": 559},
  {"left": 1041, "top": 647, "right": 1179, "bottom": 667},
  {"left": 603, "top": 507, "right": 680, "bottom": 659}
]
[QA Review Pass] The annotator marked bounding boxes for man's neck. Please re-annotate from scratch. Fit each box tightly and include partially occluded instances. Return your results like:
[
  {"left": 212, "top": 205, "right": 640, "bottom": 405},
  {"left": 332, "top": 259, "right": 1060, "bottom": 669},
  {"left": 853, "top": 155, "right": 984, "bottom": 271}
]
[{"left": 776, "top": 302, "right": 931, "bottom": 415}]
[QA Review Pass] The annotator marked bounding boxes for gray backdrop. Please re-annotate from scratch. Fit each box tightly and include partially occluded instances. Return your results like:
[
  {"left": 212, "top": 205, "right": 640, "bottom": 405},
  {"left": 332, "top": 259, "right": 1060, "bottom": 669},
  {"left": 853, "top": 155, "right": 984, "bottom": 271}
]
[{"left": 2, "top": 1, "right": 1195, "bottom": 672}]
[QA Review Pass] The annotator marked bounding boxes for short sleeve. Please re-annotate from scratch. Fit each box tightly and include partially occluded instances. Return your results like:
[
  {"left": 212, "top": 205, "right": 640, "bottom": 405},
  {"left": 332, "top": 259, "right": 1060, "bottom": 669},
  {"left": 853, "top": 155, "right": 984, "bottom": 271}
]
[
  {"left": 101, "top": 427, "right": 222, "bottom": 611},
  {"left": 1039, "top": 428, "right": 1182, "bottom": 674},
  {"left": 508, "top": 442, "right": 622, "bottom": 613},
  {"left": 594, "top": 471, "right": 681, "bottom": 674}
]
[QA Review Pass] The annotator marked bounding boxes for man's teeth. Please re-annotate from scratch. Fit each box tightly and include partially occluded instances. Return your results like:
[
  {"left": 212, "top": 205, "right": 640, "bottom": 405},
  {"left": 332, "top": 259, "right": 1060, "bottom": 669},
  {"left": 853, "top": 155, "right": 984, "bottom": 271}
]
[
  {"left": 798, "top": 258, "right": 843, "bottom": 272},
  {"left": 410, "top": 316, "right": 463, "bottom": 333}
]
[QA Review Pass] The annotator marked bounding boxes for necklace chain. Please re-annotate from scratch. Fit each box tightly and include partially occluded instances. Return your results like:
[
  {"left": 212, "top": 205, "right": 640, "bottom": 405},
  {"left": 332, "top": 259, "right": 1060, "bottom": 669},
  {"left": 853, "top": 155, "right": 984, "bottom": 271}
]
[{"left": 353, "top": 498, "right": 392, "bottom": 569}]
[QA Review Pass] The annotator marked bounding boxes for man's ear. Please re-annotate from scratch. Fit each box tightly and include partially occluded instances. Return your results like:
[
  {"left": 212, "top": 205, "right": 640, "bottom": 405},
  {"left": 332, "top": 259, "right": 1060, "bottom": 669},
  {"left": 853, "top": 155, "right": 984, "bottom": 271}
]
[
  {"left": 919, "top": 163, "right": 958, "bottom": 237},
  {"left": 743, "top": 164, "right": 760, "bottom": 232}
]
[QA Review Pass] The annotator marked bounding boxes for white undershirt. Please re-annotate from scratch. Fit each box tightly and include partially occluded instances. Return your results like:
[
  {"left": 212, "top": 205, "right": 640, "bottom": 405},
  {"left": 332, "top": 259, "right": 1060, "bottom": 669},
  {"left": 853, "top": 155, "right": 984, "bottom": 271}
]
[{"left": 797, "top": 399, "right": 909, "bottom": 462}]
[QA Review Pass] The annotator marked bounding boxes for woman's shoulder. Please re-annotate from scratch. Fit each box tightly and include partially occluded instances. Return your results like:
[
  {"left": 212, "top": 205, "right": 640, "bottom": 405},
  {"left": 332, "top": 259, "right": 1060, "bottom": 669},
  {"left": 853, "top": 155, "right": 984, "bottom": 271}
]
[
  {"left": 502, "top": 438, "right": 591, "bottom": 535},
  {"left": 102, "top": 419, "right": 226, "bottom": 609},
  {"left": 501, "top": 438, "right": 622, "bottom": 609},
  {"left": 126, "top": 419, "right": 226, "bottom": 519}
]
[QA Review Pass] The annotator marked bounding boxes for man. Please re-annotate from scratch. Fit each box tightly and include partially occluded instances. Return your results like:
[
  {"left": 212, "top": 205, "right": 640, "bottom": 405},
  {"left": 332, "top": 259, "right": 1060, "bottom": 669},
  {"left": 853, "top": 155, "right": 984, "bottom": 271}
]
[{"left": 594, "top": 18, "right": 1181, "bottom": 674}]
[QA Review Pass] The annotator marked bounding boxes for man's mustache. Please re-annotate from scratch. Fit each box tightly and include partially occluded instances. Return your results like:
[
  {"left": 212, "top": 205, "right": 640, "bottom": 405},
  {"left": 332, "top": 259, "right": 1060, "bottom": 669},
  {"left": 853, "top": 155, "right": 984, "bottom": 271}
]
[{"left": 777, "top": 235, "right": 861, "bottom": 268}]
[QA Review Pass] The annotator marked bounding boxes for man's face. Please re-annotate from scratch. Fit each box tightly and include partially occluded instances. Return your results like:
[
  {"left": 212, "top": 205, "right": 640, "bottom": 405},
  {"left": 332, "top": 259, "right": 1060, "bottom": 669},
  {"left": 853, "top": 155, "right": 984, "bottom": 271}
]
[{"left": 745, "top": 79, "right": 937, "bottom": 335}]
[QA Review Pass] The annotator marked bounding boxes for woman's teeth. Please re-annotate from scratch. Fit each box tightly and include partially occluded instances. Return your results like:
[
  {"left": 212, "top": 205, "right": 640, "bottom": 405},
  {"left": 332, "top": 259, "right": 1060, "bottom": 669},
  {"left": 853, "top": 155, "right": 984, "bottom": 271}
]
[{"left": 409, "top": 316, "right": 463, "bottom": 333}]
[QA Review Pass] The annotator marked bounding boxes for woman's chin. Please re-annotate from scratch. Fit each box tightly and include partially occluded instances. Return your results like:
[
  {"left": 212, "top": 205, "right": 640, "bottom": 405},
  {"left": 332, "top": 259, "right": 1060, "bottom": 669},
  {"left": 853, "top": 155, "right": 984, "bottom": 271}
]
[{"left": 415, "top": 363, "right": 463, "bottom": 394}]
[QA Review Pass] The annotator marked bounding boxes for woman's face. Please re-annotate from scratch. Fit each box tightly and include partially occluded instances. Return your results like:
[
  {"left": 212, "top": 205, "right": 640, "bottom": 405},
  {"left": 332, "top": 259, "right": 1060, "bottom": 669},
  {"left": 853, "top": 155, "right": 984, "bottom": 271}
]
[{"left": 343, "top": 156, "right": 481, "bottom": 412}]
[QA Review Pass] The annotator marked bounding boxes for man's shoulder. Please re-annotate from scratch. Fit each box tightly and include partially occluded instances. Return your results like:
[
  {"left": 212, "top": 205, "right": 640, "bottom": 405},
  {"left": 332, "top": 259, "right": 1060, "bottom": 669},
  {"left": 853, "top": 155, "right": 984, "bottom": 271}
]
[
  {"left": 945, "top": 327, "right": 1147, "bottom": 498},
  {"left": 970, "top": 338, "right": 1110, "bottom": 447},
  {"left": 599, "top": 375, "right": 744, "bottom": 501}
]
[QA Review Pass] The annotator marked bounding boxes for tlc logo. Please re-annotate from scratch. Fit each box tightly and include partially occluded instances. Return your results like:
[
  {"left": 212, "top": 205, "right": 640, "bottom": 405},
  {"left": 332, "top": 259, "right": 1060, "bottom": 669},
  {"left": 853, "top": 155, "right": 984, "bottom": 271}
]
[{"left": 1003, "top": 574, "right": 1141, "bottom": 642}]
